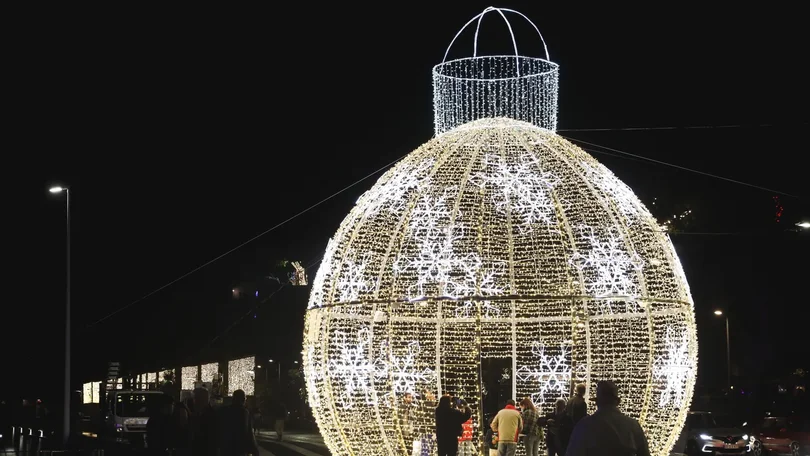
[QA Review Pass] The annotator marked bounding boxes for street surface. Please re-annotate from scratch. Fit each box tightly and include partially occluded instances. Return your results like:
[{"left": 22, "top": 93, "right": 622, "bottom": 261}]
[{"left": 256, "top": 430, "right": 330, "bottom": 456}]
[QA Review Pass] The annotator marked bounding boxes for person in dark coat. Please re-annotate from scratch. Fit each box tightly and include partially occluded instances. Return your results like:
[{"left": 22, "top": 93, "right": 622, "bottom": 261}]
[
  {"left": 146, "top": 394, "right": 174, "bottom": 454},
  {"left": 542, "top": 398, "right": 573, "bottom": 456},
  {"left": 565, "top": 383, "right": 588, "bottom": 425},
  {"left": 190, "top": 387, "right": 218, "bottom": 456},
  {"left": 435, "top": 395, "right": 472, "bottom": 456},
  {"left": 219, "top": 390, "right": 259, "bottom": 456}
]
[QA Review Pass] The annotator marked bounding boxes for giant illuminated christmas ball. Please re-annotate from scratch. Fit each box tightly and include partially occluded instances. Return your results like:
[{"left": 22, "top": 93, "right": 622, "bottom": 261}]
[{"left": 303, "top": 8, "right": 696, "bottom": 456}]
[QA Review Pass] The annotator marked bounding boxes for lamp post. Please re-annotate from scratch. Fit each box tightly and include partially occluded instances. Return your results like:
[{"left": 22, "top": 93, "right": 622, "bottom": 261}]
[
  {"left": 268, "top": 360, "right": 298, "bottom": 384},
  {"left": 714, "top": 310, "right": 731, "bottom": 391},
  {"left": 49, "top": 186, "right": 70, "bottom": 446},
  {"left": 256, "top": 365, "right": 268, "bottom": 383},
  {"left": 269, "top": 359, "right": 280, "bottom": 383}
]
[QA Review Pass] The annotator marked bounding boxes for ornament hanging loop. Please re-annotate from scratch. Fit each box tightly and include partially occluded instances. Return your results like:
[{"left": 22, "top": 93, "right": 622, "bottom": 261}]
[
  {"left": 442, "top": 6, "right": 551, "bottom": 67},
  {"left": 433, "top": 7, "right": 559, "bottom": 134}
]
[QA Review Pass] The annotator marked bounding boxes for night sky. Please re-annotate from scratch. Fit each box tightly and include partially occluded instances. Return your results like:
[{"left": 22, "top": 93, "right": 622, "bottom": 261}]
[{"left": 5, "top": 3, "right": 808, "bottom": 405}]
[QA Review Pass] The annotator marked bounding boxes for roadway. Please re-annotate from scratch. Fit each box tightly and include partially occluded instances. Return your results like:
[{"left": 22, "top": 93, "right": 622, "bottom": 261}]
[{"left": 256, "top": 430, "right": 331, "bottom": 456}]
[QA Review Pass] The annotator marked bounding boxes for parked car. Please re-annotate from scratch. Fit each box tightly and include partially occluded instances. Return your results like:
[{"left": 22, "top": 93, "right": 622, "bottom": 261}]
[
  {"left": 747, "top": 416, "right": 810, "bottom": 456},
  {"left": 673, "top": 411, "right": 751, "bottom": 455}
]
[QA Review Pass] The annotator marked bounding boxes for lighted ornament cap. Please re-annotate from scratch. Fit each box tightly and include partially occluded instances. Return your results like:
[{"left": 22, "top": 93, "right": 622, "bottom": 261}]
[
  {"left": 432, "top": 6, "right": 559, "bottom": 134},
  {"left": 303, "top": 117, "right": 697, "bottom": 456}
]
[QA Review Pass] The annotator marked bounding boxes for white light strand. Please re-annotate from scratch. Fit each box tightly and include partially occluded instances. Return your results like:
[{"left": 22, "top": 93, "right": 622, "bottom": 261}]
[
  {"left": 336, "top": 251, "right": 374, "bottom": 303},
  {"left": 303, "top": 118, "right": 697, "bottom": 456},
  {"left": 433, "top": 56, "right": 559, "bottom": 134},
  {"left": 653, "top": 326, "right": 693, "bottom": 407},
  {"left": 383, "top": 341, "right": 435, "bottom": 396},
  {"left": 515, "top": 342, "right": 572, "bottom": 404}
]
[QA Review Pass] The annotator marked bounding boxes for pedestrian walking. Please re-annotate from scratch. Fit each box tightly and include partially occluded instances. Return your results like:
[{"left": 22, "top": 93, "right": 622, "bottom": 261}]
[
  {"left": 271, "top": 399, "right": 287, "bottom": 441},
  {"left": 190, "top": 387, "right": 218, "bottom": 456},
  {"left": 219, "top": 389, "right": 260, "bottom": 456}
]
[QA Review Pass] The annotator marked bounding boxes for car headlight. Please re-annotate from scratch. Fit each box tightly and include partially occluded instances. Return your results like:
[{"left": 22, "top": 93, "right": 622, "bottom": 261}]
[
  {"left": 700, "top": 434, "right": 712, "bottom": 440},
  {"left": 742, "top": 434, "right": 748, "bottom": 441}
]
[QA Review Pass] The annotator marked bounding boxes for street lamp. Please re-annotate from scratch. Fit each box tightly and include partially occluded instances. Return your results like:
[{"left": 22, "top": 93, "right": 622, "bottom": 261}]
[
  {"left": 49, "top": 185, "right": 70, "bottom": 446},
  {"left": 269, "top": 359, "right": 281, "bottom": 383},
  {"left": 714, "top": 309, "right": 731, "bottom": 391}
]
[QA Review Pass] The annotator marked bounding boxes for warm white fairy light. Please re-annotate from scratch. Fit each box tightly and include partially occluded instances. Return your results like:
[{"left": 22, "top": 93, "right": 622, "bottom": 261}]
[
  {"left": 228, "top": 356, "right": 255, "bottom": 396},
  {"left": 200, "top": 362, "right": 218, "bottom": 383},
  {"left": 83, "top": 382, "right": 93, "bottom": 404},
  {"left": 580, "top": 161, "right": 649, "bottom": 225},
  {"left": 471, "top": 153, "right": 558, "bottom": 230},
  {"left": 181, "top": 365, "right": 197, "bottom": 391},
  {"left": 303, "top": 118, "right": 697, "bottom": 456}
]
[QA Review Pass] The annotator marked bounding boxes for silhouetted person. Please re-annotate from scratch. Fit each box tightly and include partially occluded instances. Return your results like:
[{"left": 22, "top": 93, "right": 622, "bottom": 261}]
[
  {"left": 435, "top": 395, "right": 472, "bottom": 456},
  {"left": 564, "top": 381, "right": 650, "bottom": 456},
  {"left": 270, "top": 399, "right": 287, "bottom": 441},
  {"left": 190, "top": 387, "right": 218, "bottom": 456},
  {"left": 544, "top": 398, "right": 573, "bottom": 456},
  {"left": 146, "top": 393, "right": 174, "bottom": 454},
  {"left": 172, "top": 395, "right": 192, "bottom": 454},
  {"left": 566, "top": 384, "right": 588, "bottom": 425},
  {"left": 220, "top": 389, "right": 259, "bottom": 456}
]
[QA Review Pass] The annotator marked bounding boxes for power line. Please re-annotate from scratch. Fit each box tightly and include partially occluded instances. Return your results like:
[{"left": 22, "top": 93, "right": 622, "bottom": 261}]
[
  {"left": 86, "top": 156, "right": 402, "bottom": 329},
  {"left": 561, "top": 136, "right": 800, "bottom": 198},
  {"left": 556, "top": 123, "right": 803, "bottom": 132},
  {"left": 196, "top": 257, "right": 323, "bottom": 357}
]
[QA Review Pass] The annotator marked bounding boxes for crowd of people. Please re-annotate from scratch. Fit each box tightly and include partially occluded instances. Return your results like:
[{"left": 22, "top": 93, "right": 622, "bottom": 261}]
[
  {"left": 403, "top": 380, "right": 650, "bottom": 456},
  {"left": 145, "top": 388, "right": 286, "bottom": 456}
]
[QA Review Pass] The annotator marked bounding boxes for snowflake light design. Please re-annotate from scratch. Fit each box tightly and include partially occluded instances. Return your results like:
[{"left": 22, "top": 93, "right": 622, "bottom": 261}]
[
  {"left": 395, "top": 189, "right": 506, "bottom": 301},
  {"left": 570, "top": 225, "right": 644, "bottom": 311},
  {"left": 580, "top": 161, "right": 645, "bottom": 225},
  {"left": 336, "top": 251, "right": 374, "bottom": 303},
  {"left": 516, "top": 342, "right": 572, "bottom": 404},
  {"left": 384, "top": 342, "right": 434, "bottom": 395},
  {"left": 359, "top": 159, "right": 434, "bottom": 217},
  {"left": 471, "top": 153, "right": 558, "bottom": 231},
  {"left": 304, "top": 117, "right": 698, "bottom": 456},
  {"left": 328, "top": 328, "right": 387, "bottom": 409},
  {"left": 396, "top": 190, "right": 468, "bottom": 299},
  {"left": 652, "top": 326, "right": 692, "bottom": 407}
]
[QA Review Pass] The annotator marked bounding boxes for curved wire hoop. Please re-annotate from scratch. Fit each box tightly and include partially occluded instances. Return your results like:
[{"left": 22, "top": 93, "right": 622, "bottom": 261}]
[{"left": 442, "top": 6, "right": 551, "bottom": 66}]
